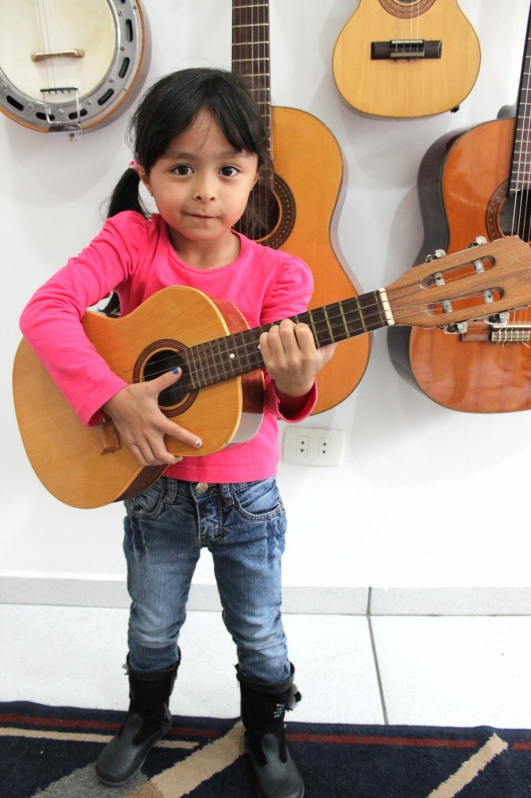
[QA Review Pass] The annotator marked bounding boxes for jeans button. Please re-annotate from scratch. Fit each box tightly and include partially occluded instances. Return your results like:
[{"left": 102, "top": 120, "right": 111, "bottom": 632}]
[{"left": 196, "top": 482, "right": 209, "bottom": 494}]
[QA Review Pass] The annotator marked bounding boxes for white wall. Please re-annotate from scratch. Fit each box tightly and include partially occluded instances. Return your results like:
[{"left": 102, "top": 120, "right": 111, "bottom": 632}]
[{"left": 1, "top": 0, "right": 529, "bottom": 590}]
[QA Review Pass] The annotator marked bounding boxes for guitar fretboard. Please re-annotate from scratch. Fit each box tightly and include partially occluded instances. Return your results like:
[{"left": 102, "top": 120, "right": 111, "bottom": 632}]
[
  {"left": 510, "top": 6, "right": 531, "bottom": 194},
  {"left": 232, "top": 0, "right": 272, "bottom": 166},
  {"left": 183, "top": 291, "right": 388, "bottom": 391}
]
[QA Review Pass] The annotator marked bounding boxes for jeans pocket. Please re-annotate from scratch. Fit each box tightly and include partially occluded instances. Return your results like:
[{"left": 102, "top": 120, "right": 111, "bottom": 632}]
[
  {"left": 229, "top": 478, "right": 285, "bottom": 522},
  {"left": 124, "top": 483, "right": 165, "bottom": 519}
]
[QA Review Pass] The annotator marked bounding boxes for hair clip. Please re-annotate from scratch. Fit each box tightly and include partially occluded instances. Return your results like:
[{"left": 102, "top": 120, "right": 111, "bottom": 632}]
[{"left": 129, "top": 159, "right": 139, "bottom": 172}]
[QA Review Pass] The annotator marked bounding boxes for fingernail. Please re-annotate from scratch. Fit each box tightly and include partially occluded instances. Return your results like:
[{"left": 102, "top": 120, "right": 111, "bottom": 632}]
[
  {"left": 195, "top": 440, "right": 202, "bottom": 448},
  {"left": 172, "top": 367, "right": 180, "bottom": 374}
]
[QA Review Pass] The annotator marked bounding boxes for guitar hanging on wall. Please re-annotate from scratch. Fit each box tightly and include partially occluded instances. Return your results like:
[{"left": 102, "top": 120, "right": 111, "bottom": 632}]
[
  {"left": 231, "top": 0, "right": 370, "bottom": 414},
  {"left": 13, "top": 236, "right": 531, "bottom": 508},
  {"left": 0, "top": 0, "right": 150, "bottom": 135},
  {"left": 332, "top": 0, "right": 480, "bottom": 118},
  {"left": 388, "top": 1, "right": 531, "bottom": 412}
]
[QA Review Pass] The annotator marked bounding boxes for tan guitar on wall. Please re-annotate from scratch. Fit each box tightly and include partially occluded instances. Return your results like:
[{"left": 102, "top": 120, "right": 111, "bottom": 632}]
[
  {"left": 231, "top": 0, "right": 370, "bottom": 414},
  {"left": 14, "top": 237, "right": 531, "bottom": 509},
  {"left": 332, "top": 0, "right": 480, "bottom": 118}
]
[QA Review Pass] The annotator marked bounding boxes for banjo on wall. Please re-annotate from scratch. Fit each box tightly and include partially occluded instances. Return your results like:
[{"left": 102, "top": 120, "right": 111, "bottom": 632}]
[{"left": 0, "top": 0, "right": 150, "bottom": 135}]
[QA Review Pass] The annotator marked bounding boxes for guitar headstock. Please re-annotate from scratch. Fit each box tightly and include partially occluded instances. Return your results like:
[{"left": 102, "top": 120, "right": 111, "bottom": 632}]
[{"left": 385, "top": 236, "right": 531, "bottom": 329}]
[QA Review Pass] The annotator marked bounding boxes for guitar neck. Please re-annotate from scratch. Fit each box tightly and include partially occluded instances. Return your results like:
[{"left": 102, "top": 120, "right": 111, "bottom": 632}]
[
  {"left": 183, "top": 290, "right": 389, "bottom": 391},
  {"left": 510, "top": 4, "right": 531, "bottom": 194},
  {"left": 232, "top": 0, "right": 272, "bottom": 169}
]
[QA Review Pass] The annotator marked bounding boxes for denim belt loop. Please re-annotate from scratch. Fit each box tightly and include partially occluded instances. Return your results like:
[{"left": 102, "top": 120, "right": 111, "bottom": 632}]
[
  {"left": 163, "top": 478, "right": 178, "bottom": 504},
  {"left": 220, "top": 483, "right": 234, "bottom": 506}
]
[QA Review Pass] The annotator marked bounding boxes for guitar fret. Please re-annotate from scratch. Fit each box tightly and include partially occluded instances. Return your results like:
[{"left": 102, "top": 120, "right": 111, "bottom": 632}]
[
  {"left": 184, "top": 350, "right": 200, "bottom": 391},
  {"left": 222, "top": 334, "right": 237, "bottom": 376},
  {"left": 306, "top": 309, "right": 318, "bottom": 340},
  {"left": 192, "top": 343, "right": 206, "bottom": 388},
  {"left": 205, "top": 340, "right": 219, "bottom": 384},
  {"left": 374, "top": 293, "right": 386, "bottom": 327},
  {"left": 354, "top": 296, "right": 367, "bottom": 333},
  {"left": 233, "top": 22, "right": 267, "bottom": 28},
  {"left": 232, "top": 41, "right": 269, "bottom": 45},
  {"left": 344, "top": 298, "right": 364, "bottom": 336},
  {"left": 323, "top": 306, "right": 335, "bottom": 342},
  {"left": 338, "top": 301, "right": 350, "bottom": 337}
]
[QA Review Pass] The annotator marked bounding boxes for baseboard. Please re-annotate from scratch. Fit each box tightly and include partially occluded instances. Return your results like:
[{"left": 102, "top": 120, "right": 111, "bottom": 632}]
[
  {"left": 368, "top": 587, "right": 531, "bottom": 616},
  {"left": 0, "top": 577, "right": 368, "bottom": 614},
  {"left": 1, "top": 577, "right": 531, "bottom": 615}
]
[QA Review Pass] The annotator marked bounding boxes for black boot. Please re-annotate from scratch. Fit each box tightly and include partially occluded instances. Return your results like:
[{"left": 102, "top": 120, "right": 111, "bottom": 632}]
[
  {"left": 238, "top": 664, "right": 304, "bottom": 798},
  {"left": 96, "top": 655, "right": 179, "bottom": 787}
]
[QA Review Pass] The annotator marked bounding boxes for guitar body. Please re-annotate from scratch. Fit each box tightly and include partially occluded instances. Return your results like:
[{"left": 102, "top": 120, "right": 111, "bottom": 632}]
[
  {"left": 13, "top": 287, "right": 264, "bottom": 509},
  {"left": 15, "top": 237, "right": 531, "bottom": 507},
  {"left": 332, "top": 0, "right": 480, "bottom": 117},
  {"left": 270, "top": 106, "right": 370, "bottom": 414},
  {"left": 389, "top": 117, "right": 531, "bottom": 412}
]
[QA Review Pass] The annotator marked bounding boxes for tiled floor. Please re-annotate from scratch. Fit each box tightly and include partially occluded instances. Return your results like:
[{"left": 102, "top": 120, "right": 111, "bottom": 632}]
[{"left": 1, "top": 604, "right": 531, "bottom": 729}]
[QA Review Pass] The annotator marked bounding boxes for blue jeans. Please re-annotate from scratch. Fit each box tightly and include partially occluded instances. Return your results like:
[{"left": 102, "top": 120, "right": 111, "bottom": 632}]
[{"left": 123, "top": 477, "right": 290, "bottom": 685}]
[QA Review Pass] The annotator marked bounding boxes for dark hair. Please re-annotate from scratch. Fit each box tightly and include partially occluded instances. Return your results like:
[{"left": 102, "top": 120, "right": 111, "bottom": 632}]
[{"left": 107, "top": 68, "right": 270, "bottom": 219}]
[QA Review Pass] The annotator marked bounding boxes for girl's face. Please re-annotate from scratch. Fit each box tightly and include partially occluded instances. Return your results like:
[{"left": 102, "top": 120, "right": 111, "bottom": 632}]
[{"left": 138, "top": 110, "right": 259, "bottom": 261}]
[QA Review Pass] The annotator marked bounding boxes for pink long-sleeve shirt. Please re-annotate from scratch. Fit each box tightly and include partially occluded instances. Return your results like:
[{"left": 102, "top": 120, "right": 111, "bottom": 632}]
[{"left": 20, "top": 211, "right": 317, "bottom": 483}]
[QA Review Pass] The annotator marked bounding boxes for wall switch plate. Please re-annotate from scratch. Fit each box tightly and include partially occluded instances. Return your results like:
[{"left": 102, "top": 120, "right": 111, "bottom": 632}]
[{"left": 283, "top": 426, "right": 344, "bottom": 467}]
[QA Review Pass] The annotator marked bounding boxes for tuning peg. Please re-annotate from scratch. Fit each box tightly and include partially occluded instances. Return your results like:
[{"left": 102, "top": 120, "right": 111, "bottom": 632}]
[
  {"left": 442, "top": 321, "right": 468, "bottom": 334},
  {"left": 467, "top": 236, "right": 488, "bottom": 248},
  {"left": 425, "top": 249, "right": 447, "bottom": 262}
]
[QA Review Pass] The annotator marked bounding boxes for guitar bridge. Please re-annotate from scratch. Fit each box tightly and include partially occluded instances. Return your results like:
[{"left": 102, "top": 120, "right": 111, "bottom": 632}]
[
  {"left": 94, "top": 417, "right": 121, "bottom": 455},
  {"left": 371, "top": 40, "right": 442, "bottom": 60},
  {"left": 461, "top": 322, "right": 531, "bottom": 344}
]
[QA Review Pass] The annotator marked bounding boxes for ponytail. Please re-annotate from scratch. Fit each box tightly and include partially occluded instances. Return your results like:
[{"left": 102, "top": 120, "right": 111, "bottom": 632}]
[
  {"left": 106, "top": 167, "right": 148, "bottom": 219},
  {"left": 102, "top": 167, "right": 147, "bottom": 318}
]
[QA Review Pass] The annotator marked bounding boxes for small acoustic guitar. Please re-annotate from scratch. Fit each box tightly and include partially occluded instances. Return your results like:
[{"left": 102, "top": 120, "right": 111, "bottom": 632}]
[
  {"left": 231, "top": 0, "right": 370, "bottom": 413},
  {"left": 332, "top": 0, "right": 480, "bottom": 118},
  {"left": 388, "top": 3, "right": 531, "bottom": 412},
  {"left": 14, "top": 237, "right": 531, "bottom": 508}
]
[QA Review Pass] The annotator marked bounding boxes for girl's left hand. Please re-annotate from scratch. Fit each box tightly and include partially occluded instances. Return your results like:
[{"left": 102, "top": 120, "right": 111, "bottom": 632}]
[{"left": 259, "top": 319, "right": 336, "bottom": 398}]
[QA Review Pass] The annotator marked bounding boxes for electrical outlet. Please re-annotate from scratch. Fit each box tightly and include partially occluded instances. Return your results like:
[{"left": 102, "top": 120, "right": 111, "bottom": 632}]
[
  {"left": 283, "top": 427, "right": 343, "bottom": 467},
  {"left": 318, "top": 436, "right": 331, "bottom": 459},
  {"left": 296, "top": 435, "right": 309, "bottom": 458}
]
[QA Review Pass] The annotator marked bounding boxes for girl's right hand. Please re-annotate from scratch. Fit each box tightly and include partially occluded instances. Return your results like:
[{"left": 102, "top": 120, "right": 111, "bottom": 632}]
[{"left": 101, "top": 369, "right": 201, "bottom": 467}]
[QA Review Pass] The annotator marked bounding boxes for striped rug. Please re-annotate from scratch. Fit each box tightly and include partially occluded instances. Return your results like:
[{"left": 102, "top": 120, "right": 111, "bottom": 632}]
[{"left": 1, "top": 701, "right": 531, "bottom": 797}]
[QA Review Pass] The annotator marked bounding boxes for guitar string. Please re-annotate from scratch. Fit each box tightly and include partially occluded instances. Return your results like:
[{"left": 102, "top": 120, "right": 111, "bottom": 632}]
[
  {"left": 517, "top": 35, "right": 529, "bottom": 327},
  {"left": 260, "top": 0, "right": 269, "bottom": 245},
  {"left": 108, "top": 291, "right": 507, "bottom": 387},
  {"left": 36, "top": 0, "right": 73, "bottom": 121},
  {"left": 512, "top": 40, "right": 526, "bottom": 245},
  {"left": 36, "top": 0, "right": 55, "bottom": 99},
  {"left": 524, "top": 37, "right": 531, "bottom": 328},
  {"left": 522, "top": 28, "right": 531, "bottom": 243},
  {"left": 107, "top": 252, "right": 512, "bottom": 380},
  {"left": 105, "top": 269, "right": 511, "bottom": 384},
  {"left": 511, "top": 24, "right": 531, "bottom": 327}
]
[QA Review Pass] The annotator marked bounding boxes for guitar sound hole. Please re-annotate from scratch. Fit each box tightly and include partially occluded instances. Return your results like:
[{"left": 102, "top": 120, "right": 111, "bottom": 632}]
[
  {"left": 234, "top": 179, "right": 280, "bottom": 241},
  {"left": 499, "top": 191, "right": 531, "bottom": 242},
  {"left": 143, "top": 349, "right": 189, "bottom": 408},
  {"left": 378, "top": 0, "right": 436, "bottom": 16},
  {"left": 233, "top": 173, "right": 296, "bottom": 249}
]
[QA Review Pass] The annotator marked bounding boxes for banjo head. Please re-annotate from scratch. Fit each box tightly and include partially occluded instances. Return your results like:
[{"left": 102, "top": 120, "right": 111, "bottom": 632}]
[{"left": 0, "top": 0, "right": 150, "bottom": 133}]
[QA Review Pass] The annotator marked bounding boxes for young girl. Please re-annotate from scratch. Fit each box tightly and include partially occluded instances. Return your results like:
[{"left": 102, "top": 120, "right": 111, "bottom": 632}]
[{"left": 20, "top": 68, "right": 334, "bottom": 797}]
